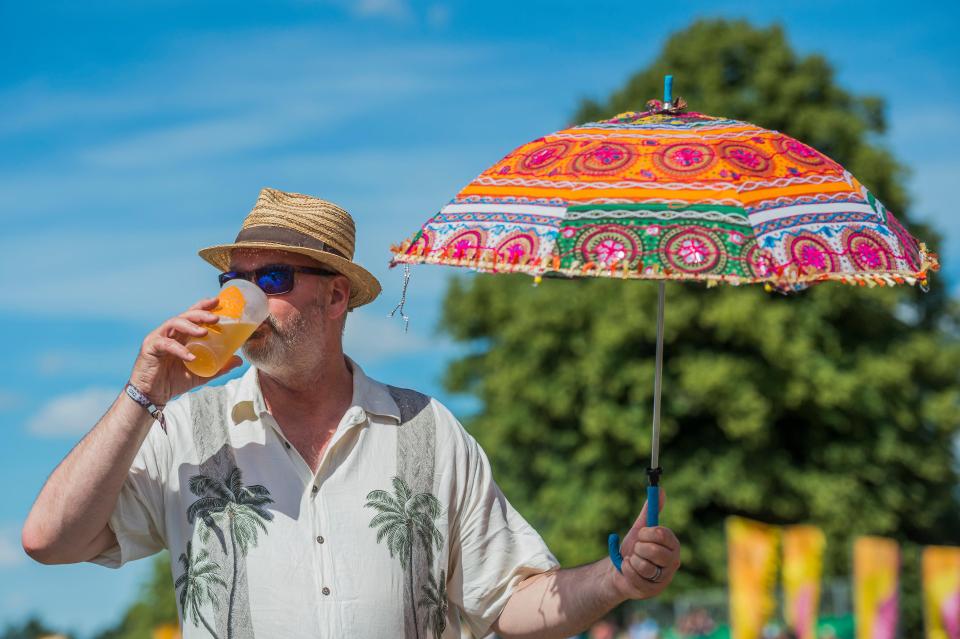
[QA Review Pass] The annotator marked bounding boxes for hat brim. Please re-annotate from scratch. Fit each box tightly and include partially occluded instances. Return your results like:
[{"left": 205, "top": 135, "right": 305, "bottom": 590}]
[{"left": 198, "top": 241, "right": 381, "bottom": 309}]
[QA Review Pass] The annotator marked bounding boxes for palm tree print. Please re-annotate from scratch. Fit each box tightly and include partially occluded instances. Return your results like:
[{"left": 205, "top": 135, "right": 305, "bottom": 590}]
[
  {"left": 187, "top": 466, "right": 274, "bottom": 639},
  {"left": 175, "top": 540, "right": 227, "bottom": 639},
  {"left": 419, "top": 569, "right": 448, "bottom": 639},
  {"left": 365, "top": 476, "right": 443, "bottom": 639}
]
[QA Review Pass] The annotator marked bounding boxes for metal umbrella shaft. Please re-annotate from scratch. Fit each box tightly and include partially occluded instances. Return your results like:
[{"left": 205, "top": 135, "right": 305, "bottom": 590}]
[
  {"left": 647, "top": 281, "right": 666, "bottom": 526},
  {"left": 608, "top": 75, "right": 673, "bottom": 573},
  {"left": 608, "top": 280, "right": 667, "bottom": 572}
]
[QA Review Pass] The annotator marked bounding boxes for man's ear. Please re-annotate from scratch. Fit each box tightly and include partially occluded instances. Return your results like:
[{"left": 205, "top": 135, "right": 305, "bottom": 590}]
[{"left": 326, "top": 275, "right": 352, "bottom": 319}]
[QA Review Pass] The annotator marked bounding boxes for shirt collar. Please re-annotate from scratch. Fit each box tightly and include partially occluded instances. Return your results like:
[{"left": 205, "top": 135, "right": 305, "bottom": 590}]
[{"left": 229, "top": 356, "right": 401, "bottom": 425}]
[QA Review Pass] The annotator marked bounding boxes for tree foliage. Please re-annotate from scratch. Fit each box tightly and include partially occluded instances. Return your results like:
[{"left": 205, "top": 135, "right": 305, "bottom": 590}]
[
  {"left": 0, "top": 616, "right": 69, "bottom": 639},
  {"left": 441, "top": 18, "right": 960, "bottom": 631},
  {"left": 92, "top": 553, "right": 179, "bottom": 639}
]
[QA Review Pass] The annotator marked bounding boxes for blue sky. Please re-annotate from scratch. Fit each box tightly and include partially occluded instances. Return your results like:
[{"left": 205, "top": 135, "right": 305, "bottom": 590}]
[{"left": 1, "top": 0, "right": 958, "bottom": 634}]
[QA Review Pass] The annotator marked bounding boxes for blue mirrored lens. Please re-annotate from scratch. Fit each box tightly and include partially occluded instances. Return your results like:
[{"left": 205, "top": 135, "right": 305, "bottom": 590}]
[{"left": 257, "top": 268, "right": 293, "bottom": 294}]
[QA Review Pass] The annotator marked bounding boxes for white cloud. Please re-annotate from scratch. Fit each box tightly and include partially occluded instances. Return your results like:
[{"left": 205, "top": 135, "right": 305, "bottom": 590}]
[
  {"left": 0, "top": 390, "right": 21, "bottom": 412},
  {"left": 0, "top": 27, "right": 478, "bottom": 149},
  {"left": 27, "top": 388, "right": 119, "bottom": 438},
  {"left": 353, "top": 0, "right": 413, "bottom": 21},
  {"left": 81, "top": 112, "right": 335, "bottom": 169},
  {"left": 426, "top": 4, "right": 452, "bottom": 29},
  {"left": 0, "top": 229, "right": 214, "bottom": 322},
  {"left": 0, "top": 139, "right": 481, "bottom": 324},
  {"left": 35, "top": 349, "right": 133, "bottom": 378},
  {"left": 0, "top": 526, "right": 25, "bottom": 568},
  {"left": 344, "top": 306, "right": 452, "bottom": 362}
]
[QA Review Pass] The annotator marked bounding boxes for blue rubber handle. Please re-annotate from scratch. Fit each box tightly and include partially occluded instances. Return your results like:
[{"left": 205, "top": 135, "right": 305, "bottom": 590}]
[
  {"left": 608, "top": 486, "right": 661, "bottom": 573},
  {"left": 646, "top": 484, "right": 660, "bottom": 527},
  {"left": 664, "top": 75, "right": 673, "bottom": 104},
  {"left": 608, "top": 533, "right": 624, "bottom": 573}
]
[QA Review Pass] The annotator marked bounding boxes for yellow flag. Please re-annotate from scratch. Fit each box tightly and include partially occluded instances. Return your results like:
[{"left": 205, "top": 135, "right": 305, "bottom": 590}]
[
  {"left": 727, "top": 516, "right": 780, "bottom": 639},
  {"left": 783, "top": 525, "right": 826, "bottom": 639},
  {"left": 854, "top": 536, "right": 900, "bottom": 639},
  {"left": 152, "top": 623, "right": 182, "bottom": 639},
  {"left": 922, "top": 546, "right": 960, "bottom": 639}
]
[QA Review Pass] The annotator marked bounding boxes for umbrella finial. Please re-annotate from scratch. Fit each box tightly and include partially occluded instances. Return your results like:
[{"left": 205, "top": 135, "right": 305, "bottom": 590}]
[{"left": 645, "top": 76, "right": 685, "bottom": 115}]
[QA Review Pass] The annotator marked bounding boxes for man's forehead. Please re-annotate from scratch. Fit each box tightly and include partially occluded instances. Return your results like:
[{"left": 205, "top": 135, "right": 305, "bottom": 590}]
[{"left": 229, "top": 248, "right": 319, "bottom": 270}]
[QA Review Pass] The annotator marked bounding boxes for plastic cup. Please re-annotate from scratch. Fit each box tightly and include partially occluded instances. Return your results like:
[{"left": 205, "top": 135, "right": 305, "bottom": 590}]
[{"left": 184, "top": 279, "right": 269, "bottom": 378}]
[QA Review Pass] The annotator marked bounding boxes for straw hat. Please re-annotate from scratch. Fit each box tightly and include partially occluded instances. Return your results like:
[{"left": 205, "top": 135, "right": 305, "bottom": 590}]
[{"left": 199, "top": 188, "right": 381, "bottom": 308}]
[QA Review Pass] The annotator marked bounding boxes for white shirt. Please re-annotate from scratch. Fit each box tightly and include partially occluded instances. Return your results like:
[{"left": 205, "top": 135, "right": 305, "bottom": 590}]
[{"left": 91, "top": 359, "right": 559, "bottom": 638}]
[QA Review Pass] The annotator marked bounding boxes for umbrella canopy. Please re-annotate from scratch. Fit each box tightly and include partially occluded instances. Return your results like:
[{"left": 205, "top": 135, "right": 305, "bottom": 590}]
[{"left": 391, "top": 102, "right": 936, "bottom": 291}]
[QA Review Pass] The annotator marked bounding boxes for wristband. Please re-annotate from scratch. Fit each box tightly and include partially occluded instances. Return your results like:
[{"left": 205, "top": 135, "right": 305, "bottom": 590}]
[{"left": 124, "top": 382, "right": 167, "bottom": 433}]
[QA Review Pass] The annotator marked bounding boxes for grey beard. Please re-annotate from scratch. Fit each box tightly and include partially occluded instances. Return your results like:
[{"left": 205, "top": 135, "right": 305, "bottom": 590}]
[{"left": 242, "top": 312, "right": 317, "bottom": 372}]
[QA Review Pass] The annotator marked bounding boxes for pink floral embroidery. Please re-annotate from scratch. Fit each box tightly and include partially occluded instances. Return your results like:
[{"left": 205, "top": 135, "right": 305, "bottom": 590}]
[
  {"left": 595, "top": 239, "right": 626, "bottom": 265},
  {"left": 528, "top": 148, "right": 559, "bottom": 167},
  {"left": 678, "top": 238, "right": 709, "bottom": 265},
  {"left": 729, "top": 232, "right": 744, "bottom": 245},
  {"left": 452, "top": 239, "right": 473, "bottom": 259},
  {"left": 645, "top": 226, "right": 661, "bottom": 236},
  {"left": 800, "top": 245, "right": 828, "bottom": 270},
  {"left": 592, "top": 145, "right": 624, "bottom": 165},
  {"left": 504, "top": 244, "right": 526, "bottom": 262},
  {"left": 561, "top": 227, "right": 576, "bottom": 238},
  {"left": 786, "top": 140, "right": 818, "bottom": 158},
  {"left": 856, "top": 242, "right": 884, "bottom": 268},
  {"left": 728, "top": 148, "right": 763, "bottom": 169},
  {"left": 672, "top": 147, "right": 704, "bottom": 167}
]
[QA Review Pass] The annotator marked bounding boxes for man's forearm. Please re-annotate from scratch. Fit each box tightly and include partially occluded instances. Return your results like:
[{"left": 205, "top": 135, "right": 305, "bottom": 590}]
[
  {"left": 493, "top": 559, "right": 624, "bottom": 639},
  {"left": 22, "top": 392, "right": 154, "bottom": 564}
]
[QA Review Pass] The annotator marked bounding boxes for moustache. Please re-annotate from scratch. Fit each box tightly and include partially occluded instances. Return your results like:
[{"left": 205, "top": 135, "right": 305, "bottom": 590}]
[{"left": 252, "top": 317, "right": 279, "bottom": 335}]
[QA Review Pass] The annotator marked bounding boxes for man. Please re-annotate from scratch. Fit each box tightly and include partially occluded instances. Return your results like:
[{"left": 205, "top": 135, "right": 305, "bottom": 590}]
[{"left": 23, "top": 188, "right": 681, "bottom": 638}]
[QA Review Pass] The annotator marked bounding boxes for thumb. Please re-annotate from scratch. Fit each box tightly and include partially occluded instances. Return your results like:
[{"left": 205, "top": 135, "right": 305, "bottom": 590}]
[{"left": 622, "top": 487, "right": 667, "bottom": 547}]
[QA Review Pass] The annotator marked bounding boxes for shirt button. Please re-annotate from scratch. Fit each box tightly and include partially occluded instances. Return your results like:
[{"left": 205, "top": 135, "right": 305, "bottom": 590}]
[
  {"left": 311, "top": 485, "right": 319, "bottom": 494},
  {"left": 316, "top": 535, "right": 324, "bottom": 544},
  {"left": 284, "top": 442, "right": 291, "bottom": 449},
  {"left": 322, "top": 587, "right": 331, "bottom": 596}
]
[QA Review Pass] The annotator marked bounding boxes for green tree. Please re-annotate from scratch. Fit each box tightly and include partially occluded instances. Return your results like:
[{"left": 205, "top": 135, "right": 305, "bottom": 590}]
[
  {"left": 187, "top": 467, "right": 274, "bottom": 639},
  {"left": 91, "top": 552, "right": 178, "bottom": 639},
  {"left": 175, "top": 540, "right": 227, "bottom": 638},
  {"left": 440, "top": 18, "right": 960, "bottom": 634},
  {"left": 0, "top": 616, "right": 70, "bottom": 639},
  {"left": 365, "top": 477, "right": 443, "bottom": 639}
]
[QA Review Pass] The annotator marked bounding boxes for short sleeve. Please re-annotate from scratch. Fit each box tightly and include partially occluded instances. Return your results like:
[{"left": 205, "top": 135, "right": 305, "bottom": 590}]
[
  {"left": 87, "top": 411, "right": 175, "bottom": 569},
  {"left": 440, "top": 403, "right": 560, "bottom": 638}
]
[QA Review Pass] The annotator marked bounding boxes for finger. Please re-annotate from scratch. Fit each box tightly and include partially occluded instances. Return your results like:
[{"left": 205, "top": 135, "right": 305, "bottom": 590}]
[
  {"left": 629, "top": 541, "right": 675, "bottom": 568},
  {"left": 619, "top": 553, "right": 652, "bottom": 593},
  {"left": 622, "top": 488, "right": 669, "bottom": 549},
  {"left": 151, "top": 337, "right": 195, "bottom": 362},
  {"left": 189, "top": 297, "right": 220, "bottom": 311},
  {"left": 626, "top": 554, "right": 661, "bottom": 582},
  {"left": 636, "top": 526, "right": 680, "bottom": 552},
  {"left": 162, "top": 317, "right": 209, "bottom": 339},
  {"left": 180, "top": 309, "right": 220, "bottom": 325}
]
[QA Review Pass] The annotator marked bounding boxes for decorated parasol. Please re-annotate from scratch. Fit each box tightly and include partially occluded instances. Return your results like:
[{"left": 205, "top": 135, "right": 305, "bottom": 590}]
[{"left": 388, "top": 76, "right": 938, "bottom": 572}]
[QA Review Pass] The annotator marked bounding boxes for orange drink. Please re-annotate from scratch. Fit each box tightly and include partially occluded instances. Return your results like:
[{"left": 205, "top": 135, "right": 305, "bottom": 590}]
[
  {"left": 184, "top": 279, "right": 268, "bottom": 377},
  {"left": 185, "top": 319, "right": 261, "bottom": 377}
]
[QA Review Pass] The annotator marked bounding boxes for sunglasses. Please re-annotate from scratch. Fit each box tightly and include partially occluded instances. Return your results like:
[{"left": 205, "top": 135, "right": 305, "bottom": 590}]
[{"left": 219, "top": 264, "right": 339, "bottom": 295}]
